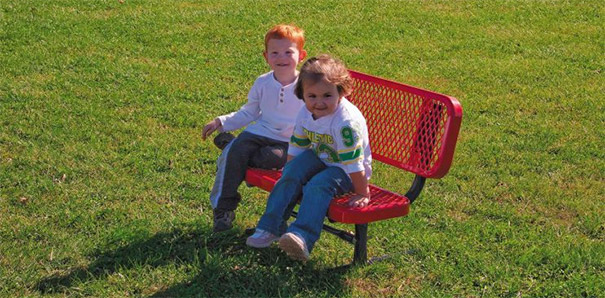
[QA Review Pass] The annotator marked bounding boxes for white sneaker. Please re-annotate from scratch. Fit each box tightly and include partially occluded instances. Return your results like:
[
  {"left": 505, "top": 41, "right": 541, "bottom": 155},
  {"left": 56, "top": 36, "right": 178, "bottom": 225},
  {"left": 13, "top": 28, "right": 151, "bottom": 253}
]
[
  {"left": 246, "top": 229, "right": 279, "bottom": 248},
  {"left": 279, "top": 232, "right": 310, "bottom": 261}
]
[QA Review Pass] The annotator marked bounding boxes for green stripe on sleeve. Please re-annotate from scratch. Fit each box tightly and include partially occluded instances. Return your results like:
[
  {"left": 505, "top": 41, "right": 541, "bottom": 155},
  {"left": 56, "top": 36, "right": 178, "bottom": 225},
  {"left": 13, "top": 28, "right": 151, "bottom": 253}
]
[
  {"left": 338, "top": 147, "right": 362, "bottom": 161},
  {"left": 290, "top": 135, "right": 311, "bottom": 147}
]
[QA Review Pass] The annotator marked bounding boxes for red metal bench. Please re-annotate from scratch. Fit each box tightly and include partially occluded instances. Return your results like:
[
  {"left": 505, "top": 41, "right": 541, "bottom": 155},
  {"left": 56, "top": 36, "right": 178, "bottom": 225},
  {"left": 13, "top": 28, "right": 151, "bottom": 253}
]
[{"left": 245, "top": 70, "right": 463, "bottom": 264}]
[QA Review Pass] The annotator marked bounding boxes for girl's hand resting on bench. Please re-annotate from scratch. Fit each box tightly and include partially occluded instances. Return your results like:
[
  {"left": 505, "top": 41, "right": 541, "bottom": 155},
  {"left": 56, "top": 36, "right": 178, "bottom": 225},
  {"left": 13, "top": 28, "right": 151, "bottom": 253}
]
[
  {"left": 348, "top": 193, "right": 370, "bottom": 208},
  {"left": 348, "top": 172, "right": 370, "bottom": 207}
]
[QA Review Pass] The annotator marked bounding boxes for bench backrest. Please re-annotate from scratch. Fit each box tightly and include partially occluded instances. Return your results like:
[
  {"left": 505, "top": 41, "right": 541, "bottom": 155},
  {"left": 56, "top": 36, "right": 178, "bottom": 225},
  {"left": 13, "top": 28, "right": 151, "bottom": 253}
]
[{"left": 348, "top": 70, "right": 463, "bottom": 179}]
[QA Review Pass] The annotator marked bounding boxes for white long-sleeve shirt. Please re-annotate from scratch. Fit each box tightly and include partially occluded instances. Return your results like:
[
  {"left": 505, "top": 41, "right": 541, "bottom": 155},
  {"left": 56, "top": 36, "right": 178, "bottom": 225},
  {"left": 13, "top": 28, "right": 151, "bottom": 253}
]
[
  {"left": 288, "top": 98, "right": 372, "bottom": 179},
  {"left": 217, "top": 71, "right": 305, "bottom": 142}
]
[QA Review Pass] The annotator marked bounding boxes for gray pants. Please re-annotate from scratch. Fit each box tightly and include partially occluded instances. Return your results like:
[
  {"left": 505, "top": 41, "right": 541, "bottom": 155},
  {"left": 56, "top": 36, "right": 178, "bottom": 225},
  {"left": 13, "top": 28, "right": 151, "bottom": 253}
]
[{"left": 209, "top": 131, "right": 288, "bottom": 211}]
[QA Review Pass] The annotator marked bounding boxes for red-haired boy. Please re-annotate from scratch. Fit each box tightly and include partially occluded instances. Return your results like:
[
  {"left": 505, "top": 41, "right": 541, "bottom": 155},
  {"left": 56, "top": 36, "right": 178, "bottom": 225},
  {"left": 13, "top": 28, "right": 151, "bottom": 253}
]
[{"left": 202, "top": 24, "right": 307, "bottom": 233}]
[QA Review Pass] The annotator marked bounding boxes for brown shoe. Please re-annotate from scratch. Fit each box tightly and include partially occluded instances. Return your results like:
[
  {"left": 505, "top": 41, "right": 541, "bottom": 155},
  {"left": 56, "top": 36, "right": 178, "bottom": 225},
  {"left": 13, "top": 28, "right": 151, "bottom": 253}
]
[{"left": 213, "top": 209, "right": 235, "bottom": 233}]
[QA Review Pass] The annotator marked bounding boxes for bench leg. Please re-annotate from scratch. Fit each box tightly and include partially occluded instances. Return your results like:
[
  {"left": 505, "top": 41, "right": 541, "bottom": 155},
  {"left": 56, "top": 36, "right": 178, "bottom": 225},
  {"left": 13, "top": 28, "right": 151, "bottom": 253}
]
[{"left": 353, "top": 224, "right": 368, "bottom": 265}]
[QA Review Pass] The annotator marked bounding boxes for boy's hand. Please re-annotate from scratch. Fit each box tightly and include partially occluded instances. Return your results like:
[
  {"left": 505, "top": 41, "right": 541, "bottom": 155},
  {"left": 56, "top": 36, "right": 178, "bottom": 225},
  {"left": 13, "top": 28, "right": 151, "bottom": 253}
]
[
  {"left": 348, "top": 193, "right": 370, "bottom": 208},
  {"left": 202, "top": 119, "right": 221, "bottom": 140}
]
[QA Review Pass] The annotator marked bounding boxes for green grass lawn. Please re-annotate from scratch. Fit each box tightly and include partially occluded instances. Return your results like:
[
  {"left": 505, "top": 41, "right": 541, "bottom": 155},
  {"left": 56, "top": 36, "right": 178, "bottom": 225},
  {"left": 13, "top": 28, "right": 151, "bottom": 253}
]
[{"left": 1, "top": 0, "right": 603, "bottom": 296}]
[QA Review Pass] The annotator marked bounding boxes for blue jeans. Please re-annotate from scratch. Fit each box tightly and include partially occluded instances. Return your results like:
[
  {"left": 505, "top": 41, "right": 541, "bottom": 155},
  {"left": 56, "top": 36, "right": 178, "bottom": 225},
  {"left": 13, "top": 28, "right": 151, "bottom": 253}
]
[{"left": 256, "top": 150, "right": 353, "bottom": 252}]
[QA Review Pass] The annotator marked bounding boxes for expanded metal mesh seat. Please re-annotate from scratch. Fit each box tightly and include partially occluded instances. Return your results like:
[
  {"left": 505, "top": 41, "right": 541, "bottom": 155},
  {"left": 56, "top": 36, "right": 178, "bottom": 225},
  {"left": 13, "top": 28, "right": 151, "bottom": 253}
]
[{"left": 245, "top": 168, "right": 410, "bottom": 224}]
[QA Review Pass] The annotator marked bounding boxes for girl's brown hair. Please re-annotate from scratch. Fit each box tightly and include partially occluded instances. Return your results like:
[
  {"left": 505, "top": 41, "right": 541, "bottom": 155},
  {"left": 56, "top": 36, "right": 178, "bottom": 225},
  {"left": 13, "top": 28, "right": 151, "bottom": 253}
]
[{"left": 294, "top": 54, "right": 353, "bottom": 100}]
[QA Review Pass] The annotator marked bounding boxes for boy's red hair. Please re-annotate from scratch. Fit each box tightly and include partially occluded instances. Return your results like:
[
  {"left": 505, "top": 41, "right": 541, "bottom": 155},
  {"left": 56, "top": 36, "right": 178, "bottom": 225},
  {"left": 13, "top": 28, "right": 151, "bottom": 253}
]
[{"left": 264, "top": 24, "right": 305, "bottom": 52}]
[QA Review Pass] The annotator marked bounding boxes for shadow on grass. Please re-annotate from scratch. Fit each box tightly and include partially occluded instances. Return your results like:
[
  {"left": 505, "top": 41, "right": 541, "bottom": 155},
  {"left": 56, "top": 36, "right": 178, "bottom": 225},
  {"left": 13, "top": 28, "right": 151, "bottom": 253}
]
[{"left": 35, "top": 225, "right": 350, "bottom": 296}]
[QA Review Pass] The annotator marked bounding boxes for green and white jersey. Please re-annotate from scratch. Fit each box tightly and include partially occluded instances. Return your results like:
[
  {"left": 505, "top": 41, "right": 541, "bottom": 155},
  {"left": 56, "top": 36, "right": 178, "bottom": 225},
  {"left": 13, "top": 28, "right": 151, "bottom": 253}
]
[{"left": 289, "top": 98, "right": 372, "bottom": 179}]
